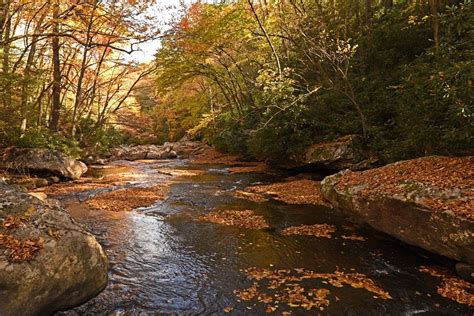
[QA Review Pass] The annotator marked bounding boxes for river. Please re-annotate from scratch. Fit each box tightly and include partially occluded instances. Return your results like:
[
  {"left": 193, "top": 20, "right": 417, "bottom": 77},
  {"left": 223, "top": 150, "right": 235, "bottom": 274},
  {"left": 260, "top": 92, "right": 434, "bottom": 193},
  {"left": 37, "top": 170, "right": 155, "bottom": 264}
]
[{"left": 54, "top": 159, "right": 470, "bottom": 315}]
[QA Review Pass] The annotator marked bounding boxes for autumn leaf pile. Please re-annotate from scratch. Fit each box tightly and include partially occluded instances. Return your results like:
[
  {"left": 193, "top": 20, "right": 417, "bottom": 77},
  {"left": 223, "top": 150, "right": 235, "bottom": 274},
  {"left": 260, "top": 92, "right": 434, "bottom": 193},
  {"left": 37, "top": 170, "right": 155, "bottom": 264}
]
[
  {"left": 0, "top": 216, "right": 43, "bottom": 263},
  {"left": 237, "top": 179, "right": 331, "bottom": 207},
  {"left": 228, "top": 163, "right": 269, "bottom": 174},
  {"left": 234, "top": 190, "right": 270, "bottom": 203},
  {"left": 335, "top": 156, "right": 474, "bottom": 220},
  {"left": 86, "top": 185, "right": 168, "bottom": 212},
  {"left": 419, "top": 266, "right": 473, "bottom": 307},
  {"left": 232, "top": 267, "right": 391, "bottom": 313},
  {"left": 37, "top": 182, "right": 114, "bottom": 196},
  {"left": 199, "top": 210, "right": 269, "bottom": 229},
  {"left": 192, "top": 147, "right": 241, "bottom": 165},
  {"left": 281, "top": 224, "right": 336, "bottom": 238}
]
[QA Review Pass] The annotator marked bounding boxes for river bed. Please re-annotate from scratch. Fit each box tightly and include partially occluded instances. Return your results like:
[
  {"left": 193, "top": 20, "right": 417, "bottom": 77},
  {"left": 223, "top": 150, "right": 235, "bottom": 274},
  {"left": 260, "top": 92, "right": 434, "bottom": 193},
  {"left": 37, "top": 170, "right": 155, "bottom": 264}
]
[{"left": 54, "top": 159, "right": 471, "bottom": 315}]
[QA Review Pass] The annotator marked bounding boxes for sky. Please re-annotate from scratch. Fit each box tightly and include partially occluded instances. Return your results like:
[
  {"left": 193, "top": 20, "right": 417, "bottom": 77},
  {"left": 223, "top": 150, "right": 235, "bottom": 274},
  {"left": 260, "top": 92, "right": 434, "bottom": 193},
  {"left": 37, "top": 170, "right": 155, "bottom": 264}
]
[{"left": 129, "top": 0, "right": 219, "bottom": 63}]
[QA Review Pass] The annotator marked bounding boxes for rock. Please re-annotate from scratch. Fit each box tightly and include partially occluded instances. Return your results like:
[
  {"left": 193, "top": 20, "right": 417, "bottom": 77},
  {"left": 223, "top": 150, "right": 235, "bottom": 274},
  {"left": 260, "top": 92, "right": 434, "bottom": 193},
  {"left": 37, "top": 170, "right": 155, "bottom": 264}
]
[
  {"left": 455, "top": 262, "right": 474, "bottom": 283},
  {"left": 284, "top": 135, "right": 377, "bottom": 170},
  {"left": 0, "top": 183, "right": 108, "bottom": 315},
  {"left": 105, "top": 141, "right": 208, "bottom": 161},
  {"left": 48, "top": 176, "right": 61, "bottom": 184},
  {"left": 28, "top": 192, "right": 48, "bottom": 201},
  {"left": 146, "top": 148, "right": 177, "bottom": 160},
  {"left": 3, "top": 148, "right": 87, "bottom": 180},
  {"left": 320, "top": 156, "right": 474, "bottom": 265}
]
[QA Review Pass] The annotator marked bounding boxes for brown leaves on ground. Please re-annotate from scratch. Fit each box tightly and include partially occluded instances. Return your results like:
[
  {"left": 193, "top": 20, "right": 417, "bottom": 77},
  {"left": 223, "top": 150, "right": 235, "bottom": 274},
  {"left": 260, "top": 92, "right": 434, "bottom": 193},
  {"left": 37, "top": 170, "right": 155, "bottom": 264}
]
[
  {"left": 34, "top": 165, "right": 145, "bottom": 197},
  {"left": 0, "top": 233, "right": 44, "bottom": 263},
  {"left": 37, "top": 182, "right": 114, "bottom": 196},
  {"left": 199, "top": 210, "right": 269, "bottom": 229},
  {"left": 281, "top": 224, "right": 336, "bottom": 238},
  {"left": 234, "top": 267, "right": 390, "bottom": 313},
  {"left": 335, "top": 156, "right": 474, "bottom": 220},
  {"left": 0, "top": 214, "right": 46, "bottom": 263},
  {"left": 192, "top": 147, "right": 241, "bottom": 165},
  {"left": 234, "top": 190, "right": 269, "bottom": 203},
  {"left": 1, "top": 216, "right": 25, "bottom": 230},
  {"left": 419, "top": 266, "right": 473, "bottom": 307},
  {"left": 236, "top": 179, "right": 331, "bottom": 207},
  {"left": 86, "top": 185, "right": 168, "bottom": 212},
  {"left": 228, "top": 163, "right": 269, "bottom": 174}
]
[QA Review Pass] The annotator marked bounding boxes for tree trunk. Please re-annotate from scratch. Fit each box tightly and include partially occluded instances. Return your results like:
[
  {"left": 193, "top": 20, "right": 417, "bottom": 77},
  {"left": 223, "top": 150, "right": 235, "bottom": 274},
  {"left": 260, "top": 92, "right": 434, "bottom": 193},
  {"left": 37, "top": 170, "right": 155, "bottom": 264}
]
[
  {"left": 20, "top": 36, "right": 39, "bottom": 133},
  {"left": 1, "top": 0, "right": 11, "bottom": 108},
  {"left": 429, "top": 0, "right": 440, "bottom": 50},
  {"left": 71, "top": 0, "right": 98, "bottom": 137},
  {"left": 50, "top": 0, "right": 61, "bottom": 132}
]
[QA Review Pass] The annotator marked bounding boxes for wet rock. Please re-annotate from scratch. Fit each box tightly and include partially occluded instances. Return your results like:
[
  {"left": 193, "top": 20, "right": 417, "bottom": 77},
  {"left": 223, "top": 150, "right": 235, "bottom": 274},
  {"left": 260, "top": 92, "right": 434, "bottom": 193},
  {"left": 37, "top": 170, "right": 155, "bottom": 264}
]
[
  {"left": 283, "top": 135, "right": 377, "bottom": 171},
  {"left": 0, "top": 183, "right": 108, "bottom": 315},
  {"left": 2, "top": 148, "right": 87, "bottom": 180},
  {"left": 321, "top": 156, "right": 474, "bottom": 265},
  {"left": 455, "top": 262, "right": 474, "bottom": 283}
]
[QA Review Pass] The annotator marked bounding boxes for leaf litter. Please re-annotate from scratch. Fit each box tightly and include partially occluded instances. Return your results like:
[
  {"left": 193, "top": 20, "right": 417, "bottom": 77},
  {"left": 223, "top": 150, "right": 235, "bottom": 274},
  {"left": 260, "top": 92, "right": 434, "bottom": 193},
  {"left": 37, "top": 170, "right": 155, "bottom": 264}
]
[
  {"left": 231, "top": 267, "right": 391, "bottom": 313},
  {"left": 236, "top": 179, "right": 332, "bottom": 207},
  {"left": 281, "top": 224, "right": 336, "bottom": 238},
  {"left": 199, "top": 210, "right": 269, "bottom": 229},
  {"left": 419, "top": 265, "right": 473, "bottom": 307},
  {"left": 0, "top": 215, "right": 43, "bottom": 263},
  {"left": 86, "top": 185, "right": 168, "bottom": 212},
  {"left": 335, "top": 156, "right": 473, "bottom": 220}
]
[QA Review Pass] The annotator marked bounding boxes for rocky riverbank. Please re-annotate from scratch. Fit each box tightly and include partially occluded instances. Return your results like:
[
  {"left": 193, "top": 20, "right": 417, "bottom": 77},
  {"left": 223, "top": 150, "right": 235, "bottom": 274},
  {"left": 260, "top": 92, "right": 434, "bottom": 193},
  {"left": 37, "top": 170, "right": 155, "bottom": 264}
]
[
  {"left": 0, "top": 183, "right": 108, "bottom": 315},
  {"left": 1, "top": 142, "right": 472, "bottom": 312},
  {"left": 321, "top": 156, "right": 473, "bottom": 278}
]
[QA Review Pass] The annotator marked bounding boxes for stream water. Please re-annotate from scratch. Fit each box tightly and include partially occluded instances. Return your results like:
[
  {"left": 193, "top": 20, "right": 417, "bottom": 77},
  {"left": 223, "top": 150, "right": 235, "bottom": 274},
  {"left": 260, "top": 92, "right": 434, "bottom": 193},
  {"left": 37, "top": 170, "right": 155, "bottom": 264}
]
[{"left": 55, "top": 159, "right": 471, "bottom": 315}]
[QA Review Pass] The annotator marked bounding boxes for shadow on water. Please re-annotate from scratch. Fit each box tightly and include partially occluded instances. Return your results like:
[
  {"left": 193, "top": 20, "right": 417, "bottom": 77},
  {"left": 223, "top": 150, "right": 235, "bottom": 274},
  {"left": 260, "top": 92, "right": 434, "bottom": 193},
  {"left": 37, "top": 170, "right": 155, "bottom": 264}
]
[{"left": 56, "top": 160, "right": 471, "bottom": 315}]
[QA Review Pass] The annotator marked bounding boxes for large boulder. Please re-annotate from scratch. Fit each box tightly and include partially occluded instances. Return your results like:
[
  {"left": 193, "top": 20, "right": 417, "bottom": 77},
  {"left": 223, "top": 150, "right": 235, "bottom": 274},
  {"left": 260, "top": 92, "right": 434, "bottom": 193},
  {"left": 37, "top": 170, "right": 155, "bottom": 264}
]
[
  {"left": 321, "top": 156, "right": 474, "bottom": 265},
  {"left": 284, "top": 135, "right": 377, "bottom": 170},
  {"left": 4, "top": 148, "right": 87, "bottom": 180},
  {"left": 0, "top": 183, "right": 108, "bottom": 315},
  {"left": 163, "top": 140, "right": 210, "bottom": 158}
]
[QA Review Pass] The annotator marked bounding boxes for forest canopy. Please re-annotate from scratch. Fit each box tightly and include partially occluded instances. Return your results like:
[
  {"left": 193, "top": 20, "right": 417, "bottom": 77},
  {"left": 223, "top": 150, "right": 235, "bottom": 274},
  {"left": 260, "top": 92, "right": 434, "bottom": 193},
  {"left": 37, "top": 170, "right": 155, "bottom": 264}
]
[
  {"left": 153, "top": 0, "right": 473, "bottom": 162},
  {"left": 0, "top": 0, "right": 472, "bottom": 162},
  {"left": 0, "top": 0, "right": 159, "bottom": 156}
]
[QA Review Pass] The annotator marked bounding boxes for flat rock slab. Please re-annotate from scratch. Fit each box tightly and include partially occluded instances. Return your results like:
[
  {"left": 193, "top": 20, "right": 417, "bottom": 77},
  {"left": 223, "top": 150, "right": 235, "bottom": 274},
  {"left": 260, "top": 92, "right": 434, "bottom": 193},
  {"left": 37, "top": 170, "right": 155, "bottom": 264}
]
[
  {"left": 321, "top": 156, "right": 474, "bottom": 265},
  {"left": 0, "top": 183, "right": 108, "bottom": 315}
]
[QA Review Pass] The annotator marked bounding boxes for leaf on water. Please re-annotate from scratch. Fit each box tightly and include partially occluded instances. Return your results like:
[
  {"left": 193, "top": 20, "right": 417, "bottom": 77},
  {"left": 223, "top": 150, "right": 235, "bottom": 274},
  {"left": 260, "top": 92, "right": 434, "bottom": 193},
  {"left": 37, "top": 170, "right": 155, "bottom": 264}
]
[
  {"left": 341, "top": 234, "right": 366, "bottom": 241},
  {"left": 233, "top": 266, "right": 391, "bottom": 312},
  {"left": 419, "top": 266, "right": 474, "bottom": 307},
  {"left": 281, "top": 224, "right": 336, "bottom": 238},
  {"left": 199, "top": 210, "right": 269, "bottom": 229}
]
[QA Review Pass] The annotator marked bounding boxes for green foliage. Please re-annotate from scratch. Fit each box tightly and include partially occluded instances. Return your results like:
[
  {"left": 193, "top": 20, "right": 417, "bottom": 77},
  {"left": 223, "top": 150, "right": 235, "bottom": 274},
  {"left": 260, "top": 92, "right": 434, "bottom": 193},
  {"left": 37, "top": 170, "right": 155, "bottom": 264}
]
[
  {"left": 153, "top": 0, "right": 473, "bottom": 163},
  {"left": 12, "top": 127, "right": 82, "bottom": 159},
  {"left": 78, "top": 118, "right": 127, "bottom": 153}
]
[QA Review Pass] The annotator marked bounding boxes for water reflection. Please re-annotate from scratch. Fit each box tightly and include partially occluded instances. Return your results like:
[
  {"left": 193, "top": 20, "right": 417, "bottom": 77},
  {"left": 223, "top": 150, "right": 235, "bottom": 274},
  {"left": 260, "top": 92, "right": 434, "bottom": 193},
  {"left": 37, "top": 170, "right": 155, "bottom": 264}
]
[{"left": 56, "top": 161, "right": 471, "bottom": 315}]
